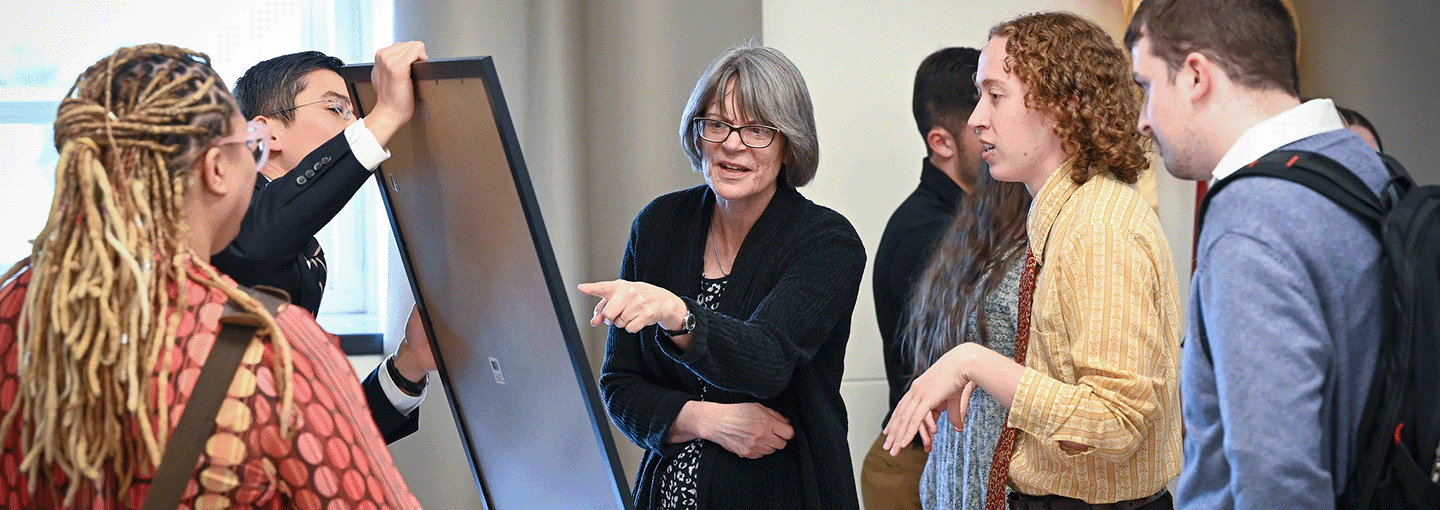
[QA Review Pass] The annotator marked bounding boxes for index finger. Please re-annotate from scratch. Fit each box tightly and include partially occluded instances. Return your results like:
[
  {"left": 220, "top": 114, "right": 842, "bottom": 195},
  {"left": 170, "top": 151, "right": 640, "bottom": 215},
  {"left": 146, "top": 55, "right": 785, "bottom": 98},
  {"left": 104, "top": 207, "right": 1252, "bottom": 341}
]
[
  {"left": 773, "top": 420, "right": 795, "bottom": 441},
  {"left": 576, "top": 280, "right": 619, "bottom": 298},
  {"left": 404, "top": 41, "right": 429, "bottom": 61}
]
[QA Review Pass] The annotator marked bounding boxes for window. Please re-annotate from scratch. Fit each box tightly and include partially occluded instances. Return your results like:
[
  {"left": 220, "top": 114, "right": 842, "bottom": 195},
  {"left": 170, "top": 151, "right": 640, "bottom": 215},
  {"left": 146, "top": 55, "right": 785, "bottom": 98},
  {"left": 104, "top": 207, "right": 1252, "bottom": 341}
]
[{"left": 1, "top": 0, "right": 395, "bottom": 341}]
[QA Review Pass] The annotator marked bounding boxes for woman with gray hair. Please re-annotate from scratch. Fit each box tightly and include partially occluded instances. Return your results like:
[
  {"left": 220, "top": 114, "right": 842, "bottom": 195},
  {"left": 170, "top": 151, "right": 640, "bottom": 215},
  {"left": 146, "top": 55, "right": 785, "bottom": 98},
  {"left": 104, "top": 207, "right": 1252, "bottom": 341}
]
[{"left": 579, "top": 44, "right": 864, "bottom": 510}]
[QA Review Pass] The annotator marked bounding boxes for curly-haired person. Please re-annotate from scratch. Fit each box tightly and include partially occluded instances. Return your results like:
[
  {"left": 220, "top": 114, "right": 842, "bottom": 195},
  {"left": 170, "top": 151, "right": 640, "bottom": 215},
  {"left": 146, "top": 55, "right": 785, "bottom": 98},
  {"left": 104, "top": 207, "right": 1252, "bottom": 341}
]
[
  {"left": 885, "top": 11, "right": 1182, "bottom": 510},
  {"left": 0, "top": 44, "right": 422, "bottom": 509}
]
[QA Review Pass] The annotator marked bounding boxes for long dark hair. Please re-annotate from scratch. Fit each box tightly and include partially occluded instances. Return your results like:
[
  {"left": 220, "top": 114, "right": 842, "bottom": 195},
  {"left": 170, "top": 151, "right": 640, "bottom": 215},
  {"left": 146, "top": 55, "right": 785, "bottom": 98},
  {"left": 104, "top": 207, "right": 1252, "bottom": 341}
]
[{"left": 903, "top": 167, "right": 1031, "bottom": 374}]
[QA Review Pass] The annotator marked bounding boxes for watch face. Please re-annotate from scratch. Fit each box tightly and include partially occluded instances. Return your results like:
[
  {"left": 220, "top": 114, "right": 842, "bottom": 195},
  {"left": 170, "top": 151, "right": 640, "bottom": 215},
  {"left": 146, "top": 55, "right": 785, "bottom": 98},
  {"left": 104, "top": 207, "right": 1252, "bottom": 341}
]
[{"left": 684, "top": 313, "right": 696, "bottom": 332}]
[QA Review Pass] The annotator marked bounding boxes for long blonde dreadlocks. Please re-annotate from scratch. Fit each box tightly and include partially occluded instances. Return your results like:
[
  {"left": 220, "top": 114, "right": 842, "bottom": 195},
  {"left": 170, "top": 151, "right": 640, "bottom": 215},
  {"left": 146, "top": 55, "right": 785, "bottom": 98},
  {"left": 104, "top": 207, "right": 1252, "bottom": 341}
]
[{"left": 0, "top": 43, "right": 296, "bottom": 506}]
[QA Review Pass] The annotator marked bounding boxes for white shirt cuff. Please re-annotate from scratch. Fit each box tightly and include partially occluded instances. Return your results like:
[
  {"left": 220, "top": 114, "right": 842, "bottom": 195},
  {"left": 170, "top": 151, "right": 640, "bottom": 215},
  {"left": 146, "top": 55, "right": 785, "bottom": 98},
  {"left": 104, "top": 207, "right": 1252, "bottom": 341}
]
[
  {"left": 379, "top": 360, "right": 426, "bottom": 415},
  {"left": 345, "top": 118, "right": 391, "bottom": 171}
]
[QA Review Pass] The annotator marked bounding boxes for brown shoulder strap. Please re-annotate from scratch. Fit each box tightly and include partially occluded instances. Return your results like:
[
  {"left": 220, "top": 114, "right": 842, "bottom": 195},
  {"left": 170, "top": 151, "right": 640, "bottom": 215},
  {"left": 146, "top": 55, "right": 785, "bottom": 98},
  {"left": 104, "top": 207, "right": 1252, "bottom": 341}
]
[{"left": 141, "top": 286, "right": 286, "bottom": 510}]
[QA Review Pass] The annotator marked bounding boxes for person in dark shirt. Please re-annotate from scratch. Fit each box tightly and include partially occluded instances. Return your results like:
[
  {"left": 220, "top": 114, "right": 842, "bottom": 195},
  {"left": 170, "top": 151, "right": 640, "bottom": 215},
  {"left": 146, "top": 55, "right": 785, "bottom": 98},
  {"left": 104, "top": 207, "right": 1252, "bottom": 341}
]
[
  {"left": 861, "top": 46, "right": 985, "bottom": 510},
  {"left": 212, "top": 43, "right": 436, "bottom": 444},
  {"left": 579, "top": 43, "right": 865, "bottom": 510}
]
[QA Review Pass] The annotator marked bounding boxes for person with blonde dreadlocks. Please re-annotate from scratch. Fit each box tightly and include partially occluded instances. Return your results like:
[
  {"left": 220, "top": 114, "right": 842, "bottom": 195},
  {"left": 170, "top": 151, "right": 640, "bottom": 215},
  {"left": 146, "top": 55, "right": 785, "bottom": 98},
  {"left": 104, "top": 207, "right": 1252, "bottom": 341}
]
[{"left": 0, "top": 44, "right": 422, "bottom": 509}]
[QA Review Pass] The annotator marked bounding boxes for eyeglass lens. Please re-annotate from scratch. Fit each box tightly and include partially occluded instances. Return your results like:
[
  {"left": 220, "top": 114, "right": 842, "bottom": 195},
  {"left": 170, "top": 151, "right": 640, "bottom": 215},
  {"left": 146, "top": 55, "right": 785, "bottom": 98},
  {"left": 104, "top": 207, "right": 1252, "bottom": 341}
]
[
  {"left": 245, "top": 122, "right": 269, "bottom": 171},
  {"left": 328, "top": 99, "right": 354, "bottom": 120},
  {"left": 696, "top": 118, "right": 776, "bottom": 148}
]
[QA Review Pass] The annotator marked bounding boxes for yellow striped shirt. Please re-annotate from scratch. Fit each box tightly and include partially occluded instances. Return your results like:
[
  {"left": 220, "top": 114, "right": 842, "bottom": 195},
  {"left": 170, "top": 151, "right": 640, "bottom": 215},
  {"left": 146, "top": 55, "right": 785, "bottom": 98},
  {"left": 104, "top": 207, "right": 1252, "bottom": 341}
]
[{"left": 1007, "top": 162, "right": 1183, "bottom": 503}]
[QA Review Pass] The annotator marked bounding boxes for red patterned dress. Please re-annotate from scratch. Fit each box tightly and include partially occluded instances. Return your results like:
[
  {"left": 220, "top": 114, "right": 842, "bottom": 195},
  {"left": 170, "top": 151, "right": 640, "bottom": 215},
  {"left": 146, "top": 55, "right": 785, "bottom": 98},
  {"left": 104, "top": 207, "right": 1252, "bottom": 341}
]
[{"left": 0, "top": 263, "right": 422, "bottom": 509}]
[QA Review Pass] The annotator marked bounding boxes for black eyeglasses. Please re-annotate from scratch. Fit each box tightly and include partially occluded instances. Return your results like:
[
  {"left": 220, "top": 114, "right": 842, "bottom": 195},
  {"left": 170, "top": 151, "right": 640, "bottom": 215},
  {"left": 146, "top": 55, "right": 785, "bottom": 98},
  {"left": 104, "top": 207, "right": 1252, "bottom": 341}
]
[
  {"left": 264, "top": 98, "right": 354, "bottom": 121},
  {"left": 693, "top": 118, "right": 780, "bottom": 148}
]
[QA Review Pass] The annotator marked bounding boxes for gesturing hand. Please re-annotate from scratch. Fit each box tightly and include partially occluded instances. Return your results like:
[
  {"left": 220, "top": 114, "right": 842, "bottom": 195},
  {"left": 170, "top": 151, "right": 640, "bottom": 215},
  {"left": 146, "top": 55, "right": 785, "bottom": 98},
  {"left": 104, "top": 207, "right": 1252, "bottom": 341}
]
[
  {"left": 707, "top": 402, "right": 794, "bottom": 459},
  {"left": 882, "top": 346, "right": 974, "bottom": 456},
  {"left": 883, "top": 342, "right": 1026, "bottom": 456},
  {"left": 577, "top": 279, "right": 688, "bottom": 334}
]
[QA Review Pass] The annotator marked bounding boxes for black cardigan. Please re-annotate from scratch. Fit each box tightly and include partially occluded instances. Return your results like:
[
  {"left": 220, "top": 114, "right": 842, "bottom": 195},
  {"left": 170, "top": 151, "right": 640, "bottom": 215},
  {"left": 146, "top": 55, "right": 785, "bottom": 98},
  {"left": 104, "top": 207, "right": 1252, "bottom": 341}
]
[{"left": 599, "top": 184, "right": 865, "bottom": 510}]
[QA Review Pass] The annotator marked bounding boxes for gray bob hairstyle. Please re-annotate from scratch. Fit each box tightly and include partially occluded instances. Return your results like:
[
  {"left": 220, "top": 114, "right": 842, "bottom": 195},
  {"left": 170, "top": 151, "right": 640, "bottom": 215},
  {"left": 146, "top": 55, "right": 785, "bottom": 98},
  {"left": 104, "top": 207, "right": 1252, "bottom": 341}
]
[{"left": 678, "top": 43, "right": 820, "bottom": 187}]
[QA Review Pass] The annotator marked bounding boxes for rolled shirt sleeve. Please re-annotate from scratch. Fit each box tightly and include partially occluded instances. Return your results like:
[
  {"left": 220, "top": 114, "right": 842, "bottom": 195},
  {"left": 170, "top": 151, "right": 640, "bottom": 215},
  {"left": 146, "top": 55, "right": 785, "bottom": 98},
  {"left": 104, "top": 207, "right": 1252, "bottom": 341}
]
[{"left": 345, "top": 118, "right": 391, "bottom": 171}]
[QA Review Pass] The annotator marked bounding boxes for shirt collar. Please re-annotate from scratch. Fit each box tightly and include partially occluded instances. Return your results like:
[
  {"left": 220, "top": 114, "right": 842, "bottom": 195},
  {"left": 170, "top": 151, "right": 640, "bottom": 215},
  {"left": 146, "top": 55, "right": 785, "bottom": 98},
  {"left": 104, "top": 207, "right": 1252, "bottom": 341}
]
[
  {"left": 1212, "top": 98, "right": 1346, "bottom": 181},
  {"left": 1025, "top": 157, "right": 1080, "bottom": 263},
  {"left": 919, "top": 158, "right": 964, "bottom": 212}
]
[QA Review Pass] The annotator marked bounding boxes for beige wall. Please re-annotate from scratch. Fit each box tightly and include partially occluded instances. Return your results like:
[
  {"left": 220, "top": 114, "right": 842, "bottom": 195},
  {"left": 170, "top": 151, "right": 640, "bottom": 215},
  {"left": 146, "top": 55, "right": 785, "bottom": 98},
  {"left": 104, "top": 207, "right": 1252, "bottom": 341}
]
[
  {"left": 385, "top": 3, "right": 538, "bottom": 508},
  {"left": 1293, "top": 0, "right": 1440, "bottom": 185}
]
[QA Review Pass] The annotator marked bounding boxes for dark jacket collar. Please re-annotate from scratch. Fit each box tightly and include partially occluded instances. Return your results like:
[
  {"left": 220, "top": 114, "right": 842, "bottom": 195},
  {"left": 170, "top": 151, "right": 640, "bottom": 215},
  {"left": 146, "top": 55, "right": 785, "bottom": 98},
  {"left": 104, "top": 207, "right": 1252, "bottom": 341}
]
[{"left": 919, "top": 158, "right": 963, "bottom": 213}]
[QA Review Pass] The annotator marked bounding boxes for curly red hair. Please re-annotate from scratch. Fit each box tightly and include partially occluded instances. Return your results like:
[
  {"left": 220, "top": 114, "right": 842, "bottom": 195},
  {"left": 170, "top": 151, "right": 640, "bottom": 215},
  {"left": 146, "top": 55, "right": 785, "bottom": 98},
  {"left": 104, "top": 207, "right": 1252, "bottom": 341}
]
[{"left": 991, "top": 12, "right": 1149, "bottom": 184}]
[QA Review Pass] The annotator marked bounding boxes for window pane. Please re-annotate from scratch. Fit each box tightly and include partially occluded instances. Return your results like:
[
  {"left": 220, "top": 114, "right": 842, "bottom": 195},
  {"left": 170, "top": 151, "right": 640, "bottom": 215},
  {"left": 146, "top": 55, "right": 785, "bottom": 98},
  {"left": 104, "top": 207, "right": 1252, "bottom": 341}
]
[{"left": 2, "top": 0, "right": 389, "bottom": 334}]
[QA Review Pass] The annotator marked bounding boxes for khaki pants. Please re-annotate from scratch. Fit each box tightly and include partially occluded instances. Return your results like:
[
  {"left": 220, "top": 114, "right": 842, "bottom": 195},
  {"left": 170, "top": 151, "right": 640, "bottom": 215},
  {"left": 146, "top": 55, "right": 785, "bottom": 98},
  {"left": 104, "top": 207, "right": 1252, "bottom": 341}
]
[{"left": 860, "top": 432, "right": 927, "bottom": 510}]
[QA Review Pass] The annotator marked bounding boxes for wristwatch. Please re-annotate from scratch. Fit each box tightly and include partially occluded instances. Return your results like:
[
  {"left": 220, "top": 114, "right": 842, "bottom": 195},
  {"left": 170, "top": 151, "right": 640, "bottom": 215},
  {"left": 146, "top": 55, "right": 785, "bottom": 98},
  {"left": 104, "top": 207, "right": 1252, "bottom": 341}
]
[
  {"left": 662, "top": 311, "right": 696, "bottom": 337},
  {"left": 386, "top": 355, "right": 428, "bottom": 396}
]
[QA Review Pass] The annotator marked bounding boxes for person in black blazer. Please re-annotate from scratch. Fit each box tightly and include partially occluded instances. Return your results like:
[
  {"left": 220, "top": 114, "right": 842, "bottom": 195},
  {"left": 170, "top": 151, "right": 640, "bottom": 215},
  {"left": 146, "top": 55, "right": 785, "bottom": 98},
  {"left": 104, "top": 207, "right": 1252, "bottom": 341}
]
[
  {"left": 213, "top": 42, "right": 435, "bottom": 444},
  {"left": 579, "top": 44, "right": 865, "bottom": 510}
]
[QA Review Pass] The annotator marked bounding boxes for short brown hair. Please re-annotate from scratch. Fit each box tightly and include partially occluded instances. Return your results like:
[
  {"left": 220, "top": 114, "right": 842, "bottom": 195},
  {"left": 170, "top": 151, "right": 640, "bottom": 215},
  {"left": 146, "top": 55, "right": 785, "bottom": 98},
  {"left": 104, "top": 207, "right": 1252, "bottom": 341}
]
[
  {"left": 990, "top": 12, "right": 1149, "bottom": 185},
  {"left": 1124, "top": 0, "right": 1299, "bottom": 97}
]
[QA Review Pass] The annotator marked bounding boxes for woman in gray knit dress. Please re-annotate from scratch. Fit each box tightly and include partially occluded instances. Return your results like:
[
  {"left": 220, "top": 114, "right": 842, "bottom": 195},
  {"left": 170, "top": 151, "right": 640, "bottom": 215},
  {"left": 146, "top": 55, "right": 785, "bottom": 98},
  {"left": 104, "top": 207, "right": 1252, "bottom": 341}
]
[{"left": 901, "top": 167, "right": 1030, "bottom": 510}]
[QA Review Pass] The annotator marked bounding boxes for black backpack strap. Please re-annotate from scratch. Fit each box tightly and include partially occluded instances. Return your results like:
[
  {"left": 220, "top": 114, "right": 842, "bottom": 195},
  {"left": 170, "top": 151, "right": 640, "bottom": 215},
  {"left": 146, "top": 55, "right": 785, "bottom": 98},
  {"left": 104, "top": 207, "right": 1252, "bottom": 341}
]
[
  {"left": 1192, "top": 150, "right": 1385, "bottom": 367},
  {"left": 1199, "top": 150, "right": 1386, "bottom": 235},
  {"left": 142, "top": 287, "right": 286, "bottom": 510}
]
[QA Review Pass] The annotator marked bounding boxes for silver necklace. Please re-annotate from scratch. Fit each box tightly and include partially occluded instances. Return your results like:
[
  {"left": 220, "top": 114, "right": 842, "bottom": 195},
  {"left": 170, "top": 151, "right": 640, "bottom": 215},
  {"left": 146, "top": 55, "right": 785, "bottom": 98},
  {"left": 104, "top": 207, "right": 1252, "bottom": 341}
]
[{"left": 708, "top": 228, "right": 732, "bottom": 278}]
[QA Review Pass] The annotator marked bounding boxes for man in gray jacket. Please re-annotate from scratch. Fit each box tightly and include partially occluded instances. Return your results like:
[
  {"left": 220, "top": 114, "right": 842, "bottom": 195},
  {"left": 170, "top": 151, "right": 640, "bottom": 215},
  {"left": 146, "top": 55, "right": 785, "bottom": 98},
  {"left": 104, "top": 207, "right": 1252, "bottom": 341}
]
[{"left": 1126, "top": 1, "right": 1388, "bottom": 508}]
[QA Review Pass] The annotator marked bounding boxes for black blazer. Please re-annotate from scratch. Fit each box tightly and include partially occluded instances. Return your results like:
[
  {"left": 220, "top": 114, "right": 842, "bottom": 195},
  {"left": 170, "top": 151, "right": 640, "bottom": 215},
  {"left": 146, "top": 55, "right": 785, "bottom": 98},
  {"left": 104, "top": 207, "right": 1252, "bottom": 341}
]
[
  {"left": 213, "top": 132, "right": 369, "bottom": 312},
  {"left": 600, "top": 184, "right": 866, "bottom": 510},
  {"left": 211, "top": 132, "right": 419, "bottom": 442}
]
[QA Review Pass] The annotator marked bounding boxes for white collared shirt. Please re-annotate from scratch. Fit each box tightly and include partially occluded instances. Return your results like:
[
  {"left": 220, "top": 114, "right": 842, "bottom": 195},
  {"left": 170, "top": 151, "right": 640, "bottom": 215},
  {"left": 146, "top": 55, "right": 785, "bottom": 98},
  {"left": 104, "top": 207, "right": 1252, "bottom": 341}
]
[
  {"left": 380, "top": 359, "right": 426, "bottom": 414},
  {"left": 345, "top": 117, "right": 392, "bottom": 171},
  {"left": 1212, "top": 98, "right": 1346, "bottom": 181}
]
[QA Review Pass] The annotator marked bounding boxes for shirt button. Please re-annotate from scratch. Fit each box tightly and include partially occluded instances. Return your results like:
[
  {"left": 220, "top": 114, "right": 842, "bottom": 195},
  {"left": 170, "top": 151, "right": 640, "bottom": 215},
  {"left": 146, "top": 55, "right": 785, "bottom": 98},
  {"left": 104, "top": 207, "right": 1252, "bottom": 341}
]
[{"left": 297, "top": 176, "right": 308, "bottom": 185}]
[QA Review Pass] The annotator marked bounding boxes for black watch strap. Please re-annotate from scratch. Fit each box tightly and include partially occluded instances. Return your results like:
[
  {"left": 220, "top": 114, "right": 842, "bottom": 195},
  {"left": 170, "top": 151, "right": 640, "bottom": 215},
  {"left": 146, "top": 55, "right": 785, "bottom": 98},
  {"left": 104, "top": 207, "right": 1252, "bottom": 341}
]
[
  {"left": 386, "top": 355, "right": 428, "bottom": 396},
  {"left": 663, "top": 312, "right": 696, "bottom": 337}
]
